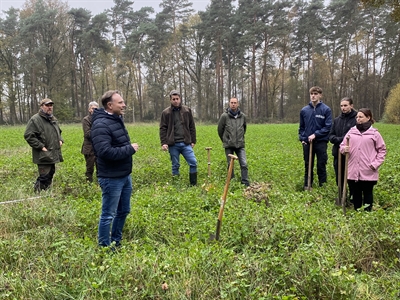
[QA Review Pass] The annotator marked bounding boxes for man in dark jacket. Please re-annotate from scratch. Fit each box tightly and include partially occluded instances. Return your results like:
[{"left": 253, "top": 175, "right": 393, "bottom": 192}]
[
  {"left": 217, "top": 97, "right": 250, "bottom": 187},
  {"left": 81, "top": 101, "right": 99, "bottom": 182},
  {"left": 329, "top": 97, "right": 357, "bottom": 200},
  {"left": 24, "top": 98, "right": 64, "bottom": 193},
  {"left": 299, "top": 86, "right": 332, "bottom": 189},
  {"left": 160, "top": 90, "right": 197, "bottom": 185},
  {"left": 91, "top": 90, "right": 139, "bottom": 248}
]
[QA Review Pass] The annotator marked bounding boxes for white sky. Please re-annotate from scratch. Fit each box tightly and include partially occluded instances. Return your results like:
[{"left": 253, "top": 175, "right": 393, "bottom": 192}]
[
  {"left": 0, "top": 0, "right": 331, "bottom": 17},
  {"left": 0, "top": 0, "right": 212, "bottom": 15}
]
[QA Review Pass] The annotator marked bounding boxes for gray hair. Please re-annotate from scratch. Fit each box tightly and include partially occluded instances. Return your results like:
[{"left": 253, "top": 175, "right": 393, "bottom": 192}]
[{"left": 88, "top": 101, "right": 99, "bottom": 109}]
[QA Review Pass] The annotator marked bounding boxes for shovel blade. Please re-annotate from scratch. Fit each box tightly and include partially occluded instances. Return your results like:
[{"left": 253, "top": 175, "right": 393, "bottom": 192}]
[{"left": 209, "top": 220, "right": 222, "bottom": 241}]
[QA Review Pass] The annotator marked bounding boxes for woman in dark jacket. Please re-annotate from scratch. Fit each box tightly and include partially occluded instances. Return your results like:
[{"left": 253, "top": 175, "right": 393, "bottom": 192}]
[{"left": 329, "top": 97, "right": 357, "bottom": 203}]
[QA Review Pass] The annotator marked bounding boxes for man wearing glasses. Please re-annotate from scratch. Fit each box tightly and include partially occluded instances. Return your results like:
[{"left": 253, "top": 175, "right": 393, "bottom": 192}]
[
  {"left": 24, "top": 98, "right": 64, "bottom": 193},
  {"left": 160, "top": 90, "right": 198, "bottom": 186},
  {"left": 299, "top": 86, "right": 332, "bottom": 189}
]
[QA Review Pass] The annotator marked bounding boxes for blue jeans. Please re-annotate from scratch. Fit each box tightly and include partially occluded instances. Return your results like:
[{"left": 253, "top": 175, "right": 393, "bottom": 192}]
[
  {"left": 97, "top": 175, "right": 132, "bottom": 246},
  {"left": 168, "top": 142, "right": 197, "bottom": 175},
  {"left": 225, "top": 148, "right": 249, "bottom": 185}
]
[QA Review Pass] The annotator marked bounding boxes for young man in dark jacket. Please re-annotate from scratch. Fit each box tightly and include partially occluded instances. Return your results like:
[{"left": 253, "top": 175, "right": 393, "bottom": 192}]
[
  {"left": 91, "top": 90, "right": 139, "bottom": 248},
  {"left": 81, "top": 101, "right": 99, "bottom": 182},
  {"left": 160, "top": 90, "right": 197, "bottom": 185},
  {"left": 329, "top": 97, "right": 357, "bottom": 200},
  {"left": 299, "top": 86, "right": 332, "bottom": 189},
  {"left": 24, "top": 98, "right": 64, "bottom": 193},
  {"left": 217, "top": 97, "right": 250, "bottom": 187}
]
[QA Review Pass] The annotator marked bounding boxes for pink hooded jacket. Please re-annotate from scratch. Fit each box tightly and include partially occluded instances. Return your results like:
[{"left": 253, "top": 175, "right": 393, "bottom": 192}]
[{"left": 340, "top": 126, "right": 386, "bottom": 181}]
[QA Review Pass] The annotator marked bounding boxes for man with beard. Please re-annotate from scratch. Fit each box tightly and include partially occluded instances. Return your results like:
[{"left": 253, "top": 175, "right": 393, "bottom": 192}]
[{"left": 24, "top": 98, "right": 64, "bottom": 193}]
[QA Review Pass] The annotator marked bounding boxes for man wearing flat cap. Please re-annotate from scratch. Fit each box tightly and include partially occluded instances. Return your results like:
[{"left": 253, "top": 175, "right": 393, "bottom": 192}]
[
  {"left": 160, "top": 90, "right": 198, "bottom": 185},
  {"left": 24, "top": 98, "right": 64, "bottom": 193}
]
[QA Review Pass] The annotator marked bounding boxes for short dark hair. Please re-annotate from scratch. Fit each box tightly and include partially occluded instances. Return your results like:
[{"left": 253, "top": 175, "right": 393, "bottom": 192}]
[
  {"left": 358, "top": 108, "right": 375, "bottom": 124},
  {"left": 309, "top": 86, "right": 322, "bottom": 94},
  {"left": 101, "top": 90, "right": 120, "bottom": 108},
  {"left": 340, "top": 97, "right": 353, "bottom": 105}
]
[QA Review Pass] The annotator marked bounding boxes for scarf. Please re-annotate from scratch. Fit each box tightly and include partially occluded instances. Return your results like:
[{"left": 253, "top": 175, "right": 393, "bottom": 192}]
[
  {"left": 356, "top": 120, "right": 372, "bottom": 133},
  {"left": 39, "top": 109, "right": 55, "bottom": 122},
  {"left": 228, "top": 108, "right": 239, "bottom": 117}
]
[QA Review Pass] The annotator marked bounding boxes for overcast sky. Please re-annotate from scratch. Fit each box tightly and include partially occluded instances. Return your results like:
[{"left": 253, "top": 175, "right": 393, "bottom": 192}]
[{"left": 0, "top": 0, "right": 212, "bottom": 16}]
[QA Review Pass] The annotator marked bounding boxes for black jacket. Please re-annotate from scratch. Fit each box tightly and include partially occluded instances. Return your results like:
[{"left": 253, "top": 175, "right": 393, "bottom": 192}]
[
  {"left": 91, "top": 108, "right": 135, "bottom": 178},
  {"left": 329, "top": 109, "right": 357, "bottom": 156}
]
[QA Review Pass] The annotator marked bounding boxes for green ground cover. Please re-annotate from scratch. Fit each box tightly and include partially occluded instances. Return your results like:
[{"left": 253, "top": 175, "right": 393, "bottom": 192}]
[{"left": 1, "top": 123, "right": 400, "bottom": 299}]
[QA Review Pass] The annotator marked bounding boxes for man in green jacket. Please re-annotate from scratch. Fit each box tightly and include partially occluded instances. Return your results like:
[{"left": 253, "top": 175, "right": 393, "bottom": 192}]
[
  {"left": 218, "top": 97, "right": 250, "bottom": 187},
  {"left": 24, "top": 98, "right": 64, "bottom": 193}
]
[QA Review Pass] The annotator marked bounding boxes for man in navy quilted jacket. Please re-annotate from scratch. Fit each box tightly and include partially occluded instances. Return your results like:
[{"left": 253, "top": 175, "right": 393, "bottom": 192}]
[
  {"left": 91, "top": 90, "right": 139, "bottom": 248},
  {"left": 299, "top": 86, "right": 332, "bottom": 189}
]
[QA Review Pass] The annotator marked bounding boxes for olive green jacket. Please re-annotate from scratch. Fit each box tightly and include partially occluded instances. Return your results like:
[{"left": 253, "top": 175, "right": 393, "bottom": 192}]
[
  {"left": 218, "top": 109, "right": 247, "bottom": 149},
  {"left": 24, "top": 112, "right": 64, "bottom": 164}
]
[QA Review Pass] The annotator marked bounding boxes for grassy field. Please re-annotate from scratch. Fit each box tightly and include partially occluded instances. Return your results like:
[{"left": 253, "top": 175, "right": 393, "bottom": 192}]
[{"left": 1, "top": 123, "right": 400, "bottom": 299}]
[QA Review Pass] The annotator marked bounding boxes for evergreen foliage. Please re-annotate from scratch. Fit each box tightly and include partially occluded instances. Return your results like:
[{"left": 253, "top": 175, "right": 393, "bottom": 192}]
[{"left": 0, "top": 0, "right": 400, "bottom": 124}]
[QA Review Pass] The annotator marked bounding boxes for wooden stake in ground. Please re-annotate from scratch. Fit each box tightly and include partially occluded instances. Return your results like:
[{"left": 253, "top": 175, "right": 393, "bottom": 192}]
[
  {"left": 205, "top": 147, "right": 212, "bottom": 177},
  {"left": 211, "top": 154, "right": 237, "bottom": 241},
  {"left": 336, "top": 147, "right": 342, "bottom": 206},
  {"left": 341, "top": 136, "right": 350, "bottom": 215},
  {"left": 306, "top": 140, "right": 313, "bottom": 191}
]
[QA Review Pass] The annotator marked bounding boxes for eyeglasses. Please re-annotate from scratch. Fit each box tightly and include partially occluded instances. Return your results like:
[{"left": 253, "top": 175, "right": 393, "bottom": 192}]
[
  {"left": 44, "top": 103, "right": 54, "bottom": 107},
  {"left": 310, "top": 92, "right": 320, "bottom": 95}
]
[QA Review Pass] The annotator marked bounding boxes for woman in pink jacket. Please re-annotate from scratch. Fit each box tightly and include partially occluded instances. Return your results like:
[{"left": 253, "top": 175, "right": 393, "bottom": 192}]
[{"left": 340, "top": 108, "right": 386, "bottom": 211}]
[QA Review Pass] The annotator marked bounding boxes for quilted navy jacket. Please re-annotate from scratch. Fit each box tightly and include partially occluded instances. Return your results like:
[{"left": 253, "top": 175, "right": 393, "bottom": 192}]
[{"left": 91, "top": 108, "right": 135, "bottom": 178}]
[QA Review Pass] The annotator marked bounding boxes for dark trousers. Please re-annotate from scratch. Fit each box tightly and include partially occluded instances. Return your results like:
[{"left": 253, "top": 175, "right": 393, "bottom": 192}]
[
  {"left": 84, "top": 154, "right": 97, "bottom": 182},
  {"left": 224, "top": 147, "right": 249, "bottom": 186},
  {"left": 348, "top": 180, "right": 377, "bottom": 211},
  {"left": 333, "top": 153, "right": 353, "bottom": 199},
  {"left": 35, "top": 164, "right": 56, "bottom": 191},
  {"left": 302, "top": 141, "right": 328, "bottom": 187}
]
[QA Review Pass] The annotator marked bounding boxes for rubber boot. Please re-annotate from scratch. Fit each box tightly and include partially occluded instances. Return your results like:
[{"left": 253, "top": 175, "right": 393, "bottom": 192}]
[
  {"left": 34, "top": 181, "right": 41, "bottom": 194},
  {"left": 189, "top": 172, "right": 197, "bottom": 186}
]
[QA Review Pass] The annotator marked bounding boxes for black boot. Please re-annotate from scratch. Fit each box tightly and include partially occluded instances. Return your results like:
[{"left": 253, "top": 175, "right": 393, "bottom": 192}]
[
  {"left": 189, "top": 172, "right": 197, "bottom": 186},
  {"left": 34, "top": 181, "right": 41, "bottom": 194}
]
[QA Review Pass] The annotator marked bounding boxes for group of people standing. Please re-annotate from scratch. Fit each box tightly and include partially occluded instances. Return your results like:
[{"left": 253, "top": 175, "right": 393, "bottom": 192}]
[
  {"left": 23, "top": 89, "right": 250, "bottom": 249},
  {"left": 299, "top": 86, "right": 387, "bottom": 211},
  {"left": 23, "top": 86, "right": 387, "bottom": 249}
]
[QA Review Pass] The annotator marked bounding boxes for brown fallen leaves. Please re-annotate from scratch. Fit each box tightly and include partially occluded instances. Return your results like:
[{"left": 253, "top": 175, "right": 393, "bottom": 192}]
[{"left": 243, "top": 182, "right": 271, "bottom": 207}]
